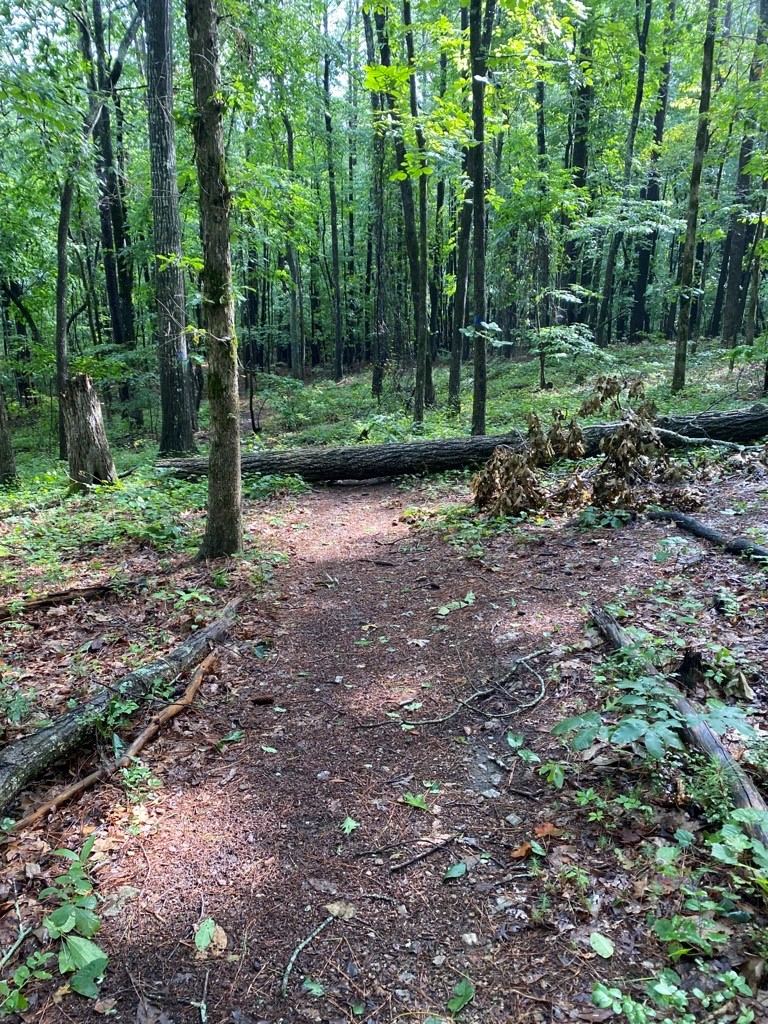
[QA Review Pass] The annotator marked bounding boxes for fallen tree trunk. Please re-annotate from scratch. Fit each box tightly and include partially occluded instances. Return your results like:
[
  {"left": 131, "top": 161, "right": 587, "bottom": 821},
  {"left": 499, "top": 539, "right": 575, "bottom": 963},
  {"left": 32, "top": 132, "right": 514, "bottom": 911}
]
[
  {"left": 591, "top": 604, "right": 768, "bottom": 846},
  {"left": 8, "top": 652, "right": 217, "bottom": 835},
  {"left": 158, "top": 404, "right": 768, "bottom": 482},
  {"left": 648, "top": 510, "right": 768, "bottom": 561},
  {"left": 0, "top": 578, "right": 144, "bottom": 623},
  {"left": 0, "top": 599, "right": 240, "bottom": 816}
]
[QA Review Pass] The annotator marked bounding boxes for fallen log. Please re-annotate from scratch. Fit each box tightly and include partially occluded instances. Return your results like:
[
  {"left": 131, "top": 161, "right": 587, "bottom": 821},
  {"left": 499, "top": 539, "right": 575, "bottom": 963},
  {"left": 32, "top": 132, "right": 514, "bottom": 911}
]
[
  {"left": 0, "top": 578, "right": 144, "bottom": 623},
  {"left": 8, "top": 652, "right": 216, "bottom": 835},
  {"left": 157, "top": 404, "right": 768, "bottom": 482},
  {"left": 648, "top": 510, "right": 768, "bottom": 561},
  {"left": 0, "top": 599, "right": 240, "bottom": 816},
  {"left": 590, "top": 604, "right": 768, "bottom": 846}
]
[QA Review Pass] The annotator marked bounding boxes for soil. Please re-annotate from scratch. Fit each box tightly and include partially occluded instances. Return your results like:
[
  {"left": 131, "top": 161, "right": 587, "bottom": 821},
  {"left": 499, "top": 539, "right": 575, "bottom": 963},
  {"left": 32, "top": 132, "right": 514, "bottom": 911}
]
[{"left": 1, "top": 463, "right": 767, "bottom": 1023}]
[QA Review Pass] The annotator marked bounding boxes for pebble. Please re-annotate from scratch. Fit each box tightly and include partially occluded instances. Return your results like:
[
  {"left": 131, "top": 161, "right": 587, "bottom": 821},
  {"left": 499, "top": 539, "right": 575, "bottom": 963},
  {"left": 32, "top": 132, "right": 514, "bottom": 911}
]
[
  {"left": 505, "top": 812, "right": 522, "bottom": 826},
  {"left": 481, "top": 788, "right": 501, "bottom": 799},
  {"left": 461, "top": 932, "right": 479, "bottom": 947}
]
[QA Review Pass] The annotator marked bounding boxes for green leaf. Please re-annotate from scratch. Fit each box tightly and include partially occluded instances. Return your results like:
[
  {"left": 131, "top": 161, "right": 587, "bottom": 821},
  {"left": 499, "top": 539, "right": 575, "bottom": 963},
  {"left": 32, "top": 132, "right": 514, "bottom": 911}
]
[
  {"left": 552, "top": 711, "right": 601, "bottom": 736},
  {"left": 644, "top": 729, "right": 666, "bottom": 759},
  {"left": 611, "top": 718, "right": 648, "bottom": 744},
  {"left": 261, "top": 745, "right": 278, "bottom": 754},
  {"left": 443, "top": 862, "right": 468, "bottom": 881},
  {"left": 302, "top": 977, "right": 325, "bottom": 996},
  {"left": 506, "top": 731, "right": 524, "bottom": 749},
  {"left": 403, "top": 791, "right": 430, "bottom": 811},
  {"left": 341, "top": 816, "right": 360, "bottom": 835},
  {"left": 59, "top": 935, "right": 108, "bottom": 975},
  {"left": 195, "top": 917, "right": 216, "bottom": 951},
  {"left": 589, "top": 932, "right": 615, "bottom": 958},
  {"left": 447, "top": 977, "right": 475, "bottom": 1014}
]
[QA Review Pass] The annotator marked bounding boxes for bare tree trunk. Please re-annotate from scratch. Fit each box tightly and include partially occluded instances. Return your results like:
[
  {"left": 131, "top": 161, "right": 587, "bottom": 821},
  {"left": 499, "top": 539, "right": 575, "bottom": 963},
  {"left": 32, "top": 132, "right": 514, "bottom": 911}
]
[
  {"left": 362, "top": 9, "right": 387, "bottom": 399},
  {"left": 61, "top": 373, "right": 117, "bottom": 489},
  {"left": 470, "top": 0, "right": 497, "bottom": 435},
  {"left": 595, "top": 0, "right": 652, "bottom": 347},
  {"left": 323, "top": 12, "right": 344, "bottom": 383},
  {"left": 186, "top": 0, "right": 242, "bottom": 558},
  {"left": 0, "top": 389, "right": 16, "bottom": 485},
  {"left": 144, "top": 0, "right": 197, "bottom": 454},
  {"left": 55, "top": 178, "right": 75, "bottom": 461},
  {"left": 672, "top": 0, "right": 718, "bottom": 392}
]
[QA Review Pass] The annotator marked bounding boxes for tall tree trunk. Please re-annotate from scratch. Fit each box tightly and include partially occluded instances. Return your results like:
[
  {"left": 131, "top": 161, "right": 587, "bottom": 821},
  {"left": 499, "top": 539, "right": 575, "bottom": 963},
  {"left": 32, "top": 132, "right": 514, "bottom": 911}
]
[
  {"left": 281, "top": 111, "right": 305, "bottom": 380},
  {"left": 186, "top": 0, "right": 242, "bottom": 558},
  {"left": 0, "top": 388, "right": 16, "bottom": 486},
  {"left": 323, "top": 13, "right": 344, "bottom": 383},
  {"left": 144, "top": 0, "right": 197, "bottom": 454},
  {"left": 721, "top": 0, "right": 768, "bottom": 346},
  {"left": 562, "top": 18, "right": 594, "bottom": 303},
  {"left": 403, "top": 0, "right": 429, "bottom": 421},
  {"left": 672, "top": 0, "right": 718, "bottom": 392},
  {"left": 55, "top": 179, "right": 75, "bottom": 461},
  {"left": 362, "top": 9, "right": 387, "bottom": 399},
  {"left": 374, "top": 9, "right": 424, "bottom": 418},
  {"left": 595, "top": 0, "right": 652, "bottom": 347},
  {"left": 470, "top": 0, "right": 497, "bottom": 435}
]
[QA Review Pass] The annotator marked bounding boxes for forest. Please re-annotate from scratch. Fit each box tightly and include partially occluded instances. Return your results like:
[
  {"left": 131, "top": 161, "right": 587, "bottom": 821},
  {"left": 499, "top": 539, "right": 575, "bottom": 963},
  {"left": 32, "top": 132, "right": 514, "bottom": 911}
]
[{"left": 0, "top": 0, "right": 768, "bottom": 1020}]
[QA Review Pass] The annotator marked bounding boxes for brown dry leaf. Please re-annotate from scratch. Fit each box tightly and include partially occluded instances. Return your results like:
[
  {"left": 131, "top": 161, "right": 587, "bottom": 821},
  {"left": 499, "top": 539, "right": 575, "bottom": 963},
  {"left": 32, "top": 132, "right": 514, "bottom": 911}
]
[
  {"left": 94, "top": 997, "right": 117, "bottom": 1014},
  {"left": 510, "top": 842, "right": 532, "bottom": 859},
  {"left": 324, "top": 901, "right": 355, "bottom": 921},
  {"left": 534, "top": 823, "right": 563, "bottom": 839},
  {"left": 194, "top": 924, "right": 228, "bottom": 960}
]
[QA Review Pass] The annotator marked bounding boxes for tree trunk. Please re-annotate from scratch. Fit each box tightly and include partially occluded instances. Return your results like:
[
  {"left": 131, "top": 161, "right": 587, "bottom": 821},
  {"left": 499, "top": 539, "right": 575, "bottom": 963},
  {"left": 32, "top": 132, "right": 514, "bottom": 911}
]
[
  {"left": 186, "top": 0, "right": 243, "bottom": 558},
  {"left": 672, "top": 0, "right": 718, "bottom": 392},
  {"left": 144, "top": 0, "right": 197, "bottom": 455},
  {"left": 55, "top": 178, "right": 75, "bottom": 461},
  {"left": 0, "top": 388, "right": 16, "bottom": 485},
  {"left": 470, "top": 0, "right": 497, "bottom": 435},
  {"left": 0, "top": 600, "right": 240, "bottom": 817},
  {"left": 323, "top": 14, "right": 344, "bottom": 383},
  {"left": 159, "top": 403, "right": 768, "bottom": 482},
  {"left": 562, "top": 19, "right": 594, "bottom": 302},
  {"left": 362, "top": 9, "right": 387, "bottom": 399},
  {"left": 595, "top": 0, "right": 652, "bottom": 347},
  {"left": 720, "top": 0, "right": 768, "bottom": 346},
  {"left": 61, "top": 373, "right": 117, "bottom": 489}
]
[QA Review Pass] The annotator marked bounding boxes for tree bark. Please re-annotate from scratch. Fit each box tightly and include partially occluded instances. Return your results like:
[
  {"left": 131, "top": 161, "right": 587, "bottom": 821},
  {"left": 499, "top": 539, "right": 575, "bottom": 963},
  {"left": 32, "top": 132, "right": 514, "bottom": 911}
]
[
  {"left": 159, "top": 404, "right": 768, "bottom": 482},
  {"left": 595, "top": 0, "right": 652, "bottom": 347},
  {"left": 323, "top": 12, "right": 344, "bottom": 383},
  {"left": 648, "top": 510, "right": 768, "bottom": 560},
  {"left": 0, "top": 388, "right": 16, "bottom": 485},
  {"left": 55, "top": 178, "right": 76, "bottom": 461},
  {"left": 186, "top": 0, "right": 243, "bottom": 558},
  {"left": 720, "top": 0, "right": 768, "bottom": 346},
  {"left": 61, "top": 373, "right": 118, "bottom": 489},
  {"left": 0, "top": 600, "right": 240, "bottom": 817},
  {"left": 144, "top": 0, "right": 197, "bottom": 455},
  {"left": 672, "top": 0, "right": 718, "bottom": 392}
]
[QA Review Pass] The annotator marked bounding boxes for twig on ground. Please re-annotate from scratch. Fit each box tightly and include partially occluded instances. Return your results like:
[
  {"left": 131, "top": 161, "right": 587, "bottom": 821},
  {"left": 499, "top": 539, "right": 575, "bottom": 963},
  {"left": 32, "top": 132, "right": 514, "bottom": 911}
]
[
  {"left": 400, "top": 689, "right": 495, "bottom": 727},
  {"left": 0, "top": 903, "right": 31, "bottom": 970},
  {"left": 280, "top": 915, "right": 334, "bottom": 998},
  {"left": 389, "top": 834, "right": 459, "bottom": 873},
  {"left": 6, "top": 652, "right": 217, "bottom": 835}
]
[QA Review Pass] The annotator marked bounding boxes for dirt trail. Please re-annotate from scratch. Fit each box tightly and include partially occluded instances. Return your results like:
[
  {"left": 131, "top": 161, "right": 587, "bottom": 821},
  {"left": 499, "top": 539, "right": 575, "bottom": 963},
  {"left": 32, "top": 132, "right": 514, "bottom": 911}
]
[{"left": 5, "top": 472, "right": 767, "bottom": 1023}]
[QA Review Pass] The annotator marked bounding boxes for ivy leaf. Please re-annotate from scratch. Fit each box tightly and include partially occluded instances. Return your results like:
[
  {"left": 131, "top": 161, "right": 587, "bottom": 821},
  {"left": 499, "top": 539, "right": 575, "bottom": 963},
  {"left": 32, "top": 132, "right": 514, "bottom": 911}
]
[
  {"left": 443, "top": 862, "right": 468, "bottom": 881},
  {"left": 447, "top": 977, "right": 475, "bottom": 1013}
]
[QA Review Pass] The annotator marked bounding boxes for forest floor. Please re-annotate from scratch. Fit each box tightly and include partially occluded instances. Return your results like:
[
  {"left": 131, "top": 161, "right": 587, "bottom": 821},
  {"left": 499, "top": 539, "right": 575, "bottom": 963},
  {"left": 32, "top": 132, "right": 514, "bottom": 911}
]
[{"left": 1, "top": 455, "right": 768, "bottom": 1023}]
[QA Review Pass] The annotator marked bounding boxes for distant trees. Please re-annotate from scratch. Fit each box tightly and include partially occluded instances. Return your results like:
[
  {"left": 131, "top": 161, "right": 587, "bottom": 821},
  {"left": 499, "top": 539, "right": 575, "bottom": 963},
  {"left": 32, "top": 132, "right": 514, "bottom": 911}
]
[{"left": 0, "top": 0, "right": 766, "bottom": 463}]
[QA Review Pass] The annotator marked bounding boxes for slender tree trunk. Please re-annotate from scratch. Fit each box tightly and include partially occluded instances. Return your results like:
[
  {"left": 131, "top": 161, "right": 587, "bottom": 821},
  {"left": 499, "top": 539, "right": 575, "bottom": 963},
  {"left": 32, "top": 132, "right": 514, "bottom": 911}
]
[
  {"left": 0, "top": 389, "right": 16, "bottom": 485},
  {"left": 403, "top": 0, "right": 429, "bottom": 422},
  {"left": 470, "top": 0, "right": 497, "bottom": 435},
  {"left": 562, "top": 19, "right": 594, "bottom": 303},
  {"left": 595, "top": 0, "right": 652, "bottom": 347},
  {"left": 323, "top": 13, "right": 344, "bottom": 383},
  {"left": 362, "top": 9, "right": 387, "bottom": 398},
  {"left": 281, "top": 111, "right": 305, "bottom": 380},
  {"left": 721, "top": 0, "right": 768, "bottom": 346},
  {"left": 144, "top": 0, "right": 197, "bottom": 454},
  {"left": 186, "top": 0, "right": 242, "bottom": 558},
  {"left": 55, "top": 179, "right": 75, "bottom": 460},
  {"left": 672, "top": 0, "right": 718, "bottom": 392}
]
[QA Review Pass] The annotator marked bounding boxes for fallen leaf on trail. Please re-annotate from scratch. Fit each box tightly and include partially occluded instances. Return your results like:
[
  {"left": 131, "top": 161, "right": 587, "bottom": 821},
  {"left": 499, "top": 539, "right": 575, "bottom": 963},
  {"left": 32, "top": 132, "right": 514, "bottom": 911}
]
[
  {"left": 325, "top": 901, "right": 355, "bottom": 920},
  {"left": 94, "top": 997, "right": 117, "bottom": 1014},
  {"left": 510, "top": 842, "right": 532, "bottom": 859},
  {"left": 534, "top": 823, "right": 564, "bottom": 839}
]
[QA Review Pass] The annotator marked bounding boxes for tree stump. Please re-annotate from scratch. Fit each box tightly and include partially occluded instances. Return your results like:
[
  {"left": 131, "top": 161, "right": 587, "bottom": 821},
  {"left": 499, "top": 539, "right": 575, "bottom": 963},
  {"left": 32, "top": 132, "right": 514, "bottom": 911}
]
[{"left": 61, "top": 373, "right": 117, "bottom": 489}]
